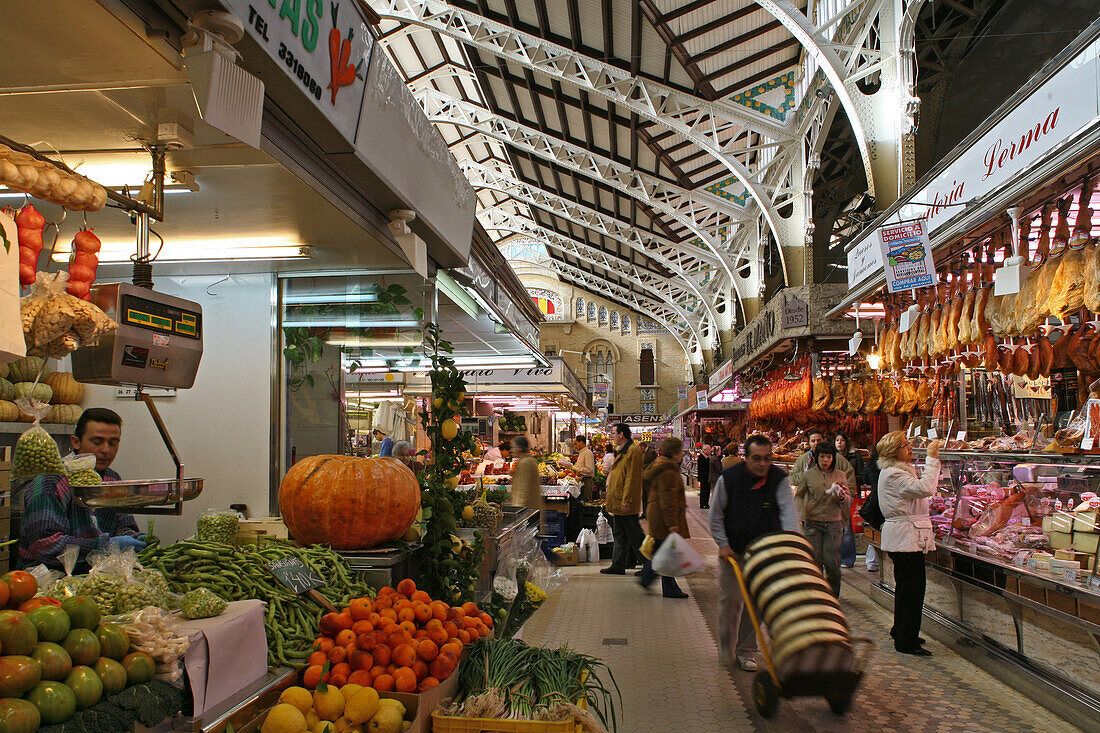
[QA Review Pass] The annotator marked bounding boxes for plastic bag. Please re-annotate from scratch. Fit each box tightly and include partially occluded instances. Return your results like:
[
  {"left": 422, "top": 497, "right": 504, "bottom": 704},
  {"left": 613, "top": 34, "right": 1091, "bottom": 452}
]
[
  {"left": 576, "top": 529, "right": 598, "bottom": 562},
  {"left": 24, "top": 564, "right": 62, "bottom": 594},
  {"left": 63, "top": 453, "right": 101, "bottom": 487},
  {"left": 639, "top": 534, "right": 656, "bottom": 560},
  {"left": 11, "top": 396, "right": 64, "bottom": 484},
  {"left": 86, "top": 546, "right": 173, "bottom": 614},
  {"left": 180, "top": 588, "right": 227, "bottom": 619},
  {"left": 595, "top": 512, "right": 613, "bottom": 543},
  {"left": 21, "top": 271, "right": 116, "bottom": 359},
  {"left": 651, "top": 532, "right": 705, "bottom": 577},
  {"left": 196, "top": 508, "right": 241, "bottom": 544}
]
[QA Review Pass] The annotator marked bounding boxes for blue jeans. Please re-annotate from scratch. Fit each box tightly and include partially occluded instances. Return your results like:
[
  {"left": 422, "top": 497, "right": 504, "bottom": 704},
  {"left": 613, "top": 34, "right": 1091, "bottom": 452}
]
[{"left": 841, "top": 522, "right": 857, "bottom": 566}]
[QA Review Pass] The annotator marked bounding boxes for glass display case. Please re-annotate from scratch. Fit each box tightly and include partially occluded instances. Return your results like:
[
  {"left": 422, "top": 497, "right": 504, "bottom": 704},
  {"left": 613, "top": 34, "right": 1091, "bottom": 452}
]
[{"left": 918, "top": 450, "right": 1100, "bottom": 591}]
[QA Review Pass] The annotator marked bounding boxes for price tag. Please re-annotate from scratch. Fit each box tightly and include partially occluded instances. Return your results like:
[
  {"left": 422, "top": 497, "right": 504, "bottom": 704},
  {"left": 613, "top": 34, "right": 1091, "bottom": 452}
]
[
  {"left": 1089, "top": 574, "right": 1100, "bottom": 591},
  {"left": 1027, "top": 556, "right": 1039, "bottom": 571},
  {"left": 1013, "top": 550, "right": 1031, "bottom": 567},
  {"left": 927, "top": 427, "right": 938, "bottom": 440},
  {"left": 266, "top": 557, "right": 325, "bottom": 595},
  {"left": 1063, "top": 566, "right": 1080, "bottom": 583},
  {"left": 957, "top": 430, "right": 968, "bottom": 442},
  {"left": 1082, "top": 437, "right": 1095, "bottom": 451}
]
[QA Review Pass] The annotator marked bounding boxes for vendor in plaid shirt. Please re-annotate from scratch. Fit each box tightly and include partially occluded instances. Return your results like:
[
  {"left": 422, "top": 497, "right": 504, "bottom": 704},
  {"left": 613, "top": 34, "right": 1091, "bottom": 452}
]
[{"left": 18, "top": 408, "right": 145, "bottom": 572}]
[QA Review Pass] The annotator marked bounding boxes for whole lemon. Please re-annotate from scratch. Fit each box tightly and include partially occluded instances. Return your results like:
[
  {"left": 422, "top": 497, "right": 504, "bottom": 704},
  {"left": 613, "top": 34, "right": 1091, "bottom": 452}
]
[
  {"left": 261, "top": 703, "right": 307, "bottom": 733},
  {"left": 345, "top": 686, "right": 380, "bottom": 725},
  {"left": 279, "top": 686, "right": 314, "bottom": 714},
  {"left": 441, "top": 420, "right": 459, "bottom": 441},
  {"left": 314, "top": 685, "right": 346, "bottom": 722},
  {"left": 461, "top": 505, "right": 475, "bottom": 521},
  {"left": 366, "top": 705, "right": 404, "bottom": 733},
  {"left": 340, "top": 684, "right": 364, "bottom": 704}
]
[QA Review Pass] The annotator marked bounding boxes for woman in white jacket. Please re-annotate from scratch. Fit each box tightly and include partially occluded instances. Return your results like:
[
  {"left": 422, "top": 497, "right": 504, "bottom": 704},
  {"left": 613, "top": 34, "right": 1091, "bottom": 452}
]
[{"left": 876, "top": 431, "right": 941, "bottom": 656}]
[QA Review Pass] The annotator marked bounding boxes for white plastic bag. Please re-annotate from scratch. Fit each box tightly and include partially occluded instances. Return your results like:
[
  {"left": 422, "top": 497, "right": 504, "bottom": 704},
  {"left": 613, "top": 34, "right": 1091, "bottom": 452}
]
[
  {"left": 651, "top": 532, "right": 705, "bottom": 577},
  {"left": 575, "top": 529, "right": 598, "bottom": 563},
  {"left": 595, "top": 513, "right": 613, "bottom": 544}
]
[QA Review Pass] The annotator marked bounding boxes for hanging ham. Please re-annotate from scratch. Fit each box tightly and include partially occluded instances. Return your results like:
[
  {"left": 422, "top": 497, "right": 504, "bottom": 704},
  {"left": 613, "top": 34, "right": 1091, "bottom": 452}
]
[{"left": 1044, "top": 195, "right": 1086, "bottom": 322}]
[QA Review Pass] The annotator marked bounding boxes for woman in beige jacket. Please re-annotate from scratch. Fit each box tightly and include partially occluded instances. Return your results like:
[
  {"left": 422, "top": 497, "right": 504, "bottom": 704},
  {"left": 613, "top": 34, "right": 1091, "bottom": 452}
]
[{"left": 792, "top": 442, "right": 848, "bottom": 596}]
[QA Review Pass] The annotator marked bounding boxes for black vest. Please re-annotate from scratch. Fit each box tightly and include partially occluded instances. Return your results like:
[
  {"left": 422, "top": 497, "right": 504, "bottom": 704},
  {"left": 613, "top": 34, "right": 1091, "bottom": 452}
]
[{"left": 721, "top": 462, "right": 785, "bottom": 554}]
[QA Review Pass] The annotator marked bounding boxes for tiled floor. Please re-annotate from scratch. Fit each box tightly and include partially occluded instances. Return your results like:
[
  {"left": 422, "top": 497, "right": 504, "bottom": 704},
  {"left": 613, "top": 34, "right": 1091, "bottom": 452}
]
[{"left": 522, "top": 496, "right": 1086, "bottom": 732}]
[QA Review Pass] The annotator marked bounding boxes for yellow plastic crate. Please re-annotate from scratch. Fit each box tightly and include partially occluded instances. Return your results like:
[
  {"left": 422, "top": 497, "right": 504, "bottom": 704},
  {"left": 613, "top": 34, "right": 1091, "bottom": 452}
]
[{"left": 429, "top": 711, "right": 582, "bottom": 733}]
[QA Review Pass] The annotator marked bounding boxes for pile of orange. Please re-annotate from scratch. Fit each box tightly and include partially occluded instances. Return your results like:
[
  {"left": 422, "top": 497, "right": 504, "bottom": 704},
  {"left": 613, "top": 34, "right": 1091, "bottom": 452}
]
[{"left": 301, "top": 578, "right": 493, "bottom": 693}]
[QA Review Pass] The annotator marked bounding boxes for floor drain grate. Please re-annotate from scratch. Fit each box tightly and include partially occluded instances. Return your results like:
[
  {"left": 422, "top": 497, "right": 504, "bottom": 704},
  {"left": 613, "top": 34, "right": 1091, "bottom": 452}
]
[{"left": 602, "top": 638, "right": 628, "bottom": 646}]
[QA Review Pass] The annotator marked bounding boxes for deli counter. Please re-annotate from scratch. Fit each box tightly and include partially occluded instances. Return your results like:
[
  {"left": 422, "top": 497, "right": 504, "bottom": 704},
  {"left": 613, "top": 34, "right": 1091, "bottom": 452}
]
[{"left": 866, "top": 449, "right": 1100, "bottom": 726}]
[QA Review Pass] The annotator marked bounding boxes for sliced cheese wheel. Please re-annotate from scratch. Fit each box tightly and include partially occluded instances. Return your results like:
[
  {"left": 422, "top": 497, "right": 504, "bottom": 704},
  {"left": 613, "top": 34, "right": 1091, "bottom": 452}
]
[
  {"left": 773, "top": 631, "right": 851, "bottom": 669},
  {"left": 763, "top": 588, "right": 840, "bottom": 626},
  {"left": 770, "top": 618, "right": 849, "bottom": 652},
  {"left": 770, "top": 604, "right": 849, "bottom": 636},
  {"left": 745, "top": 532, "right": 813, "bottom": 558},
  {"left": 748, "top": 559, "right": 822, "bottom": 597},
  {"left": 755, "top": 574, "right": 833, "bottom": 615},
  {"left": 743, "top": 546, "right": 816, "bottom": 580}
]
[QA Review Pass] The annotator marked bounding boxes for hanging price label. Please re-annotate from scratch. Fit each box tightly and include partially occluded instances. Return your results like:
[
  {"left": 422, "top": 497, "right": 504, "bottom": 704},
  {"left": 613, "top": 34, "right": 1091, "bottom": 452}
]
[{"left": 927, "top": 427, "right": 938, "bottom": 440}]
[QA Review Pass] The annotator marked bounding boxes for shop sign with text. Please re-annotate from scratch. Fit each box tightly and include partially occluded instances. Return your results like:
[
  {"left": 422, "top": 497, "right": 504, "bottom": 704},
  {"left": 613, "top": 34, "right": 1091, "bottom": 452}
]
[
  {"left": 592, "top": 383, "right": 609, "bottom": 408},
  {"left": 781, "top": 294, "right": 809, "bottom": 329},
  {"left": 709, "top": 360, "right": 733, "bottom": 391},
  {"left": 848, "top": 38, "right": 1100, "bottom": 289},
  {"left": 230, "top": 0, "right": 374, "bottom": 143},
  {"left": 607, "top": 414, "right": 665, "bottom": 426}
]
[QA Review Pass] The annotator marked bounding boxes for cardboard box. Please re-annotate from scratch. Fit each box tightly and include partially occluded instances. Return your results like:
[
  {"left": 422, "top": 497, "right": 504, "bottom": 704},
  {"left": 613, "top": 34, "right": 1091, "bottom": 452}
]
[
  {"left": 236, "top": 517, "right": 289, "bottom": 545},
  {"left": 379, "top": 667, "right": 460, "bottom": 733},
  {"left": 551, "top": 547, "right": 578, "bottom": 566}
]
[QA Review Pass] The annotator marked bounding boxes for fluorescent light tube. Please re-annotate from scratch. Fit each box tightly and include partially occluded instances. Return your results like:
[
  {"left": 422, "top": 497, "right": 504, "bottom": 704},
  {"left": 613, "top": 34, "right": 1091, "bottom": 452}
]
[{"left": 53, "top": 237, "right": 311, "bottom": 263}]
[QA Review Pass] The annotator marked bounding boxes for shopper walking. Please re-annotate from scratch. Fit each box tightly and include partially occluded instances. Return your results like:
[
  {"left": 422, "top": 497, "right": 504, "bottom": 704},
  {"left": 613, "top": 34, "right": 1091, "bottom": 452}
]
[
  {"left": 707, "top": 440, "right": 722, "bottom": 511},
  {"left": 710, "top": 434, "right": 799, "bottom": 671},
  {"left": 876, "top": 432, "right": 941, "bottom": 656},
  {"left": 601, "top": 423, "right": 645, "bottom": 575},
  {"left": 696, "top": 444, "right": 710, "bottom": 509},
  {"left": 792, "top": 442, "right": 848, "bottom": 596},
  {"left": 720, "top": 441, "right": 741, "bottom": 470},
  {"left": 510, "top": 437, "right": 544, "bottom": 530},
  {"left": 638, "top": 438, "right": 690, "bottom": 599}
]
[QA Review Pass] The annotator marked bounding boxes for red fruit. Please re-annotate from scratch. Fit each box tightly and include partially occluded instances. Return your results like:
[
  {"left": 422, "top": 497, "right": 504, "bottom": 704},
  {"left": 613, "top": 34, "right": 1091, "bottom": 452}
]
[
  {"left": 349, "top": 650, "right": 373, "bottom": 672},
  {"left": 17, "top": 598, "right": 59, "bottom": 614},
  {"left": 318, "top": 613, "right": 343, "bottom": 637},
  {"left": 1, "top": 573, "right": 37, "bottom": 607}
]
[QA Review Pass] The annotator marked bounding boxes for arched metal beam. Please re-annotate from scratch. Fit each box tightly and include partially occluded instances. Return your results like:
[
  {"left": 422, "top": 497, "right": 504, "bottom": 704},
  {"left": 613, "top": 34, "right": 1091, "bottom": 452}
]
[
  {"left": 458, "top": 159, "right": 723, "bottom": 326},
  {"left": 476, "top": 206, "right": 703, "bottom": 339},
  {"left": 415, "top": 89, "right": 742, "bottom": 280},
  {"left": 369, "top": 0, "right": 790, "bottom": 249},
  {"left": 755, "top": 0, "right": 876, "bottom": 198}
]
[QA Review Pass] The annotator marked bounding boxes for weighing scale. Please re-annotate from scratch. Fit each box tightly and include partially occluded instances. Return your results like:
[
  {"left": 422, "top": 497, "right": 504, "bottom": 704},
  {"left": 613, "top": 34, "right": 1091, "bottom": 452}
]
[{"left": 69, "top": 174, "right": 206, "bottom": 514}]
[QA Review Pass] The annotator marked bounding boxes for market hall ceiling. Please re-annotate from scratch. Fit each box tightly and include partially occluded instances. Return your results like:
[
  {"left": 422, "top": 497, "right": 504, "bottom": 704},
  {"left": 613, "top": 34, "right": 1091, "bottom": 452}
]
[{"left": 370, "top": 0, "right": 843, "bottom": 353}]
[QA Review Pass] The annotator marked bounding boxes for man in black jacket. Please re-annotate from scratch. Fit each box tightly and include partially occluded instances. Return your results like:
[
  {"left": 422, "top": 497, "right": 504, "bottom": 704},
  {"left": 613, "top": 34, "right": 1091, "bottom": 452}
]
[{"left": 709, "top": 434, "right": 800, "bottom": 671}]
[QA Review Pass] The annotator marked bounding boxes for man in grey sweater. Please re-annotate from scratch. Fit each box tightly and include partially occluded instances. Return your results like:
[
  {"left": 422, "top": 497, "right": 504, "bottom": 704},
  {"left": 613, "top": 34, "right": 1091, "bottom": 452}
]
[{"left": 710, "top": 435, "right": 801, "bottom": 671}]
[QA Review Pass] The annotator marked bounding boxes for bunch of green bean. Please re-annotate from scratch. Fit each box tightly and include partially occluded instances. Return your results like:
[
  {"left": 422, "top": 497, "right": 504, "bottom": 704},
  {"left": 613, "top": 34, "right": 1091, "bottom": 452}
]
[{"left": 137, "top": 539, "right": 375, "bottom": 668}]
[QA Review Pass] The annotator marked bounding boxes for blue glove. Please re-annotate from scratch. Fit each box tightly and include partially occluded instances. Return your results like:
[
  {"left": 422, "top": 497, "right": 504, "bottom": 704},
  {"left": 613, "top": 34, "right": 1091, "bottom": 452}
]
[{"left": 110, "top": 535, "right": 147, "bottom": 551}]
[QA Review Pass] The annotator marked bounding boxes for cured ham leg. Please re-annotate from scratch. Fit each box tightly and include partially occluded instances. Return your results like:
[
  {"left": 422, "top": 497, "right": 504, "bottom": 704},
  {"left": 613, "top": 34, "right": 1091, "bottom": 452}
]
[
  {"left": 1045, "top": 196, "right": 1086, "bottom": 322},
  {"left": 958, "top": 254, "right": 977, "bottom": 345},
  {"left": 1015, "top": 204, "right": 1053, "bottom": 335}
]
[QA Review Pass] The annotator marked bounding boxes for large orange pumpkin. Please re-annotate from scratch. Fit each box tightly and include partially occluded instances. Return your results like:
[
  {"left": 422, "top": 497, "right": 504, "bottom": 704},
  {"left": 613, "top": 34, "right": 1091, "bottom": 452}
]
[{"left": 279, "top": 455, "right": 421, "bottom": 550}]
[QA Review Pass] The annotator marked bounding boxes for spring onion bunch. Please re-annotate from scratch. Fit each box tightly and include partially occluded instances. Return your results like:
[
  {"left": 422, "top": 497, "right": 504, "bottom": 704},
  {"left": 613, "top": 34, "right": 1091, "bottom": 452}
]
[{"left": 446, "top": 637, "right": 621, "bottom": 732}]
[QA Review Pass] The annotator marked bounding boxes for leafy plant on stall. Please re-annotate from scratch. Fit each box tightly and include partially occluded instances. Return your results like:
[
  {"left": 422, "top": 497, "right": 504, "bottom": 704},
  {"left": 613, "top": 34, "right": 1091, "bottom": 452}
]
[
  {"left": 418, "top": 322, "right": 486, "bottom": 604},
  {"left": 282, "top": 282, "right": 425, "bottom": 391}
]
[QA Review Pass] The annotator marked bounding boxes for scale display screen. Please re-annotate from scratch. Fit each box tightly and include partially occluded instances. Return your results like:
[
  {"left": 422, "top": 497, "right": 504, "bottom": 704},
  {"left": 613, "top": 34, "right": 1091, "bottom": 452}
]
[{"left": 121, "top": 293, "right": 202, "bottom": 340}]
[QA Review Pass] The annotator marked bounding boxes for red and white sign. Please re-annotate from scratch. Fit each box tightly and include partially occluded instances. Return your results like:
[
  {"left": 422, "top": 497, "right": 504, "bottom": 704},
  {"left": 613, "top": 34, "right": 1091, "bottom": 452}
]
[
  {"left": 848, "top": 38, "right": 1100, "bottom": 289},
  {"left": 709, "top": 359, "right": 734, "bottom": 392}
]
